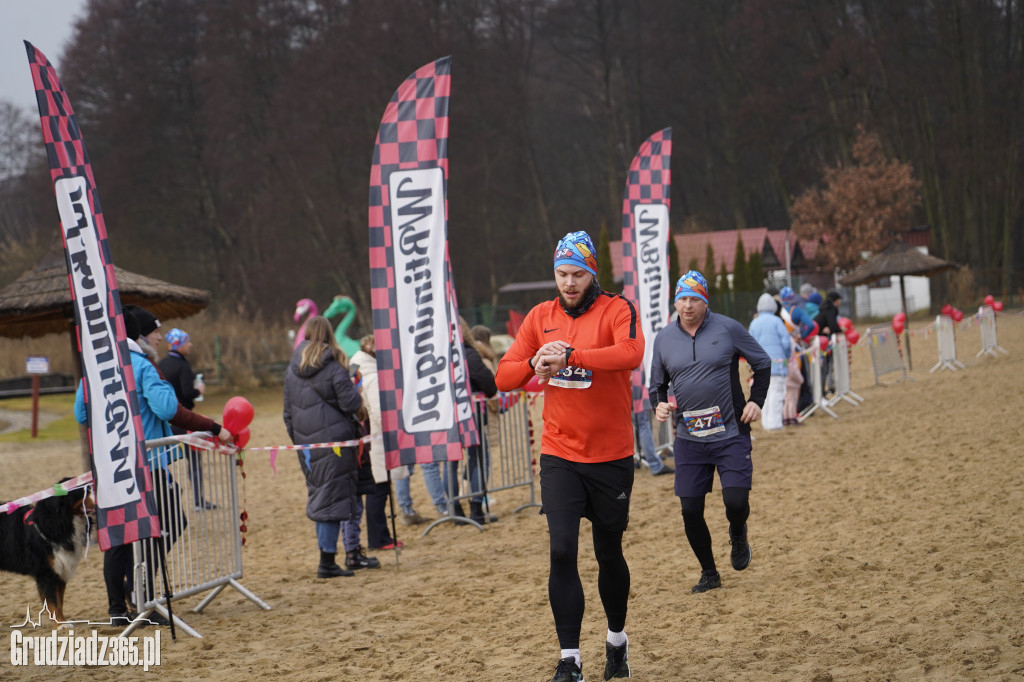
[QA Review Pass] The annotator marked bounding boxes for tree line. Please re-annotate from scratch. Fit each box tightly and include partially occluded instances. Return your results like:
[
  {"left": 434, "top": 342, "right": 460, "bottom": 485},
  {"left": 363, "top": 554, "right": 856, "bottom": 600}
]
[{"left": 0, "top": 0, "right": 1020, "bottom": 332}]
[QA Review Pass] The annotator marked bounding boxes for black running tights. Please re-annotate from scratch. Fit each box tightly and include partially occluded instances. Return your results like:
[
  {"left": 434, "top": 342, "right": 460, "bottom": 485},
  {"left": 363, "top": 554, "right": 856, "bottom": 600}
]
[
  {"left": 679, "top": 487, "right": 749, "bottom": 572},
  {"left": 547, "top": 512, "right": 630, "bottom": 649}
]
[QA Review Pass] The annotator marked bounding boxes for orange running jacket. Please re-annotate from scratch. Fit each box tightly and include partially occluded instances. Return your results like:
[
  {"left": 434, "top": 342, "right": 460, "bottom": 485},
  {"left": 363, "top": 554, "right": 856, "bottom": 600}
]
[{"left": 495, "top": 290, "right": 643, "bottom": 463}]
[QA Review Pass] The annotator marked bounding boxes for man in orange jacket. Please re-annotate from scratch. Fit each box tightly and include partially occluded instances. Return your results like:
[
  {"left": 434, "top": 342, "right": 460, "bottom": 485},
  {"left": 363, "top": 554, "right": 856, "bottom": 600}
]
[{"left": 496, "top": 230, "right": 643, "bottom": 682}]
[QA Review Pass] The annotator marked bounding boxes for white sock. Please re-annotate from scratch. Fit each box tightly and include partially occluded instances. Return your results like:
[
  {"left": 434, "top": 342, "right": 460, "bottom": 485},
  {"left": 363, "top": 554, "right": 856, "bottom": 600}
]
[
  {"left": 607, "top": 629, "right": 628, "bottom": 647},
  {"left": 560, "top": 648, "right": 581, "bottom": 668}
]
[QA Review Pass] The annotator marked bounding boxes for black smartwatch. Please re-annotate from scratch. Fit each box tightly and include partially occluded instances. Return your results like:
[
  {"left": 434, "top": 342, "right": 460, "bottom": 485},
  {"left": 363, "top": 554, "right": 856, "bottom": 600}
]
[{"left": 564, "top": 347, "right": 574, "bottom": 365}]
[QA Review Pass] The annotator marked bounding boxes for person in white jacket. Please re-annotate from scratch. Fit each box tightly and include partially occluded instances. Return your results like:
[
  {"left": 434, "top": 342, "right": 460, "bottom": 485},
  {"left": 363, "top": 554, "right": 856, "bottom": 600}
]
[{"left": 349, "top": 335, "right": 404, "bottom": 551}]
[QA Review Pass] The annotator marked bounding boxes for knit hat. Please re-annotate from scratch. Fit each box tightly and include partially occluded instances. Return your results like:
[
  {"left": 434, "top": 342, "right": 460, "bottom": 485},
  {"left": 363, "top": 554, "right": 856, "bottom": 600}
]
[
  {"left": 780, "top": 286, "right": 795, "bottom": 303},
  {"left": 757, "top": 293, "right": 777, "bottom": 313},
  {"left": 808, "top": 291, "right": 823, "bottom": 305},
  {"left": 122, "top": 308, "right": 141, "bottom": 341},
  {"left": 674, "top": 270, "right": 709, "bottom": 304},
  {"left": 553, "top": 231, "right": 598, "bottom": 277},
  {"left": 123, "top": 305, "right": 160, "bottom": 336},
  {"left": 165, "top": 328, "right": 190, "bottom": 351}
]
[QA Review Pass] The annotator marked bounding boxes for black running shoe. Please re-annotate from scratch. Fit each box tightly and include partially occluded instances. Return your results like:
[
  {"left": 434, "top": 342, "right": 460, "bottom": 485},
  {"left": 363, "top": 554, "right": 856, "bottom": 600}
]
[
  {"left": 691, "top": 571, "right": 722, "bottom": 593},
  {"left": 730, "top": 524, "right": 751, "bottom": 571},
  {"left": 345, "top": 548, "right": 380, "bottom": 570},
  {"left": 550, "top": 657, "right": 584, "bottom": 682},
  {"left": 604, "top": 639, "right": 630, "bottom": 679}
]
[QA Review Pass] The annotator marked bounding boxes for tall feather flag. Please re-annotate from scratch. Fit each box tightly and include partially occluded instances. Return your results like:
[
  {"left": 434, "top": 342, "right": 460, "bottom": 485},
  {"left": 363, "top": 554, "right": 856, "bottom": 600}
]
[
  {"left": 620, "top": 128, "right": 673, "bottom": 413},
  {"left": 24, "top": 42, "right": 159, "bottom": 550},
  {"left": 368, "top": 56, "right": 478, "bottom": 471}
]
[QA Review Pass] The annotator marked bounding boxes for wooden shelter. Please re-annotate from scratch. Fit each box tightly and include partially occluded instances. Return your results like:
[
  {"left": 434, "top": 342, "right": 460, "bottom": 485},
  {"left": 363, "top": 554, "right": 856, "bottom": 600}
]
[
  {"left": 0, "top": 247, "right": 210, "bottom": 340},
  {"left": 839, "top": 239, "right": 958, "bottom": 369}
]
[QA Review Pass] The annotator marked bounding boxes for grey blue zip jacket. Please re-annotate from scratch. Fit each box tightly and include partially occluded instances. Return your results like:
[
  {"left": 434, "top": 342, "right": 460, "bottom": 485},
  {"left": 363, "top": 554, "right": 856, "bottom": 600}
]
[{"left": 649, "top": 310, "right": 772, "bottom": 441}]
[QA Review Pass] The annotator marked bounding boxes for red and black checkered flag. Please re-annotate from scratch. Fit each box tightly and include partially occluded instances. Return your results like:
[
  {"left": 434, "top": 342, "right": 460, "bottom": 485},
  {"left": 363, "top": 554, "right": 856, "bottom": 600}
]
[
  {"left": 25, "top": 42, "right": 159, "bottom": 551},
  {"left": 620, "top": 128, "right": 673, "bottom": 413},
  {"left": 368, "top": 57, "right": 477, "bottom": 470}
]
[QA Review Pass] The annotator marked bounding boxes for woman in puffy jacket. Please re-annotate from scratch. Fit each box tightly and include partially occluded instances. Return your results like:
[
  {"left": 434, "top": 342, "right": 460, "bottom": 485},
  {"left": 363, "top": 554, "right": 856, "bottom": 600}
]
[{"left": 283, "top": 316, "right": 364, "bottom": 578}]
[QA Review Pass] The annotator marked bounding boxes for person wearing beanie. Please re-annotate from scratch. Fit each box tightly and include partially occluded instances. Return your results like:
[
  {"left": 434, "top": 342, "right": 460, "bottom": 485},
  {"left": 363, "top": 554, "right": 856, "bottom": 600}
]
[
  {"left": 649, "top": 270, "right": 772, "bottom": 595},
  {"left": 813, "top": 290, "right": 844, "bottom": 394},
  {"left": 748, "top": 293, "right": 793, "bottom": 430},
  {"left": 158, "top": 327, "right": 216, "bottom": 510},
  {"left": 73, "top": 305, "right": 230, "bottom": 624},
  {"left": 495, "top": 230, "right": 643, "bottom": 682},
  {"left": 123, "top": 304, "right": 162, "bottom": 356},
  {"left": 804, "top": 290, "right": 822, "bottom": 320}
]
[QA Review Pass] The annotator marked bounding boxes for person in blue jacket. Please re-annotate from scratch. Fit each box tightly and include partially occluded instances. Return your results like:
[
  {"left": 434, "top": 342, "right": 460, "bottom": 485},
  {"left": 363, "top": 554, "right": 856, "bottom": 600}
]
[
  {"left": 74, "top": 306, "right": 204, "bottom": 624},
  {"left": 749, "top": 293, "right": 793, "bottom": 431}
]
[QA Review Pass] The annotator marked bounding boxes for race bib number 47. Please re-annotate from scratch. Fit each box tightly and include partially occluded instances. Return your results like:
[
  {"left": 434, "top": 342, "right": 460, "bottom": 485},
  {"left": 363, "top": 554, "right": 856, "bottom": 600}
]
[
  {"left": 548, "top": 366, "right": 593, "bottom": 389},
  {"left": 683, "top": 406, "right": 725, "bottom": 437}
]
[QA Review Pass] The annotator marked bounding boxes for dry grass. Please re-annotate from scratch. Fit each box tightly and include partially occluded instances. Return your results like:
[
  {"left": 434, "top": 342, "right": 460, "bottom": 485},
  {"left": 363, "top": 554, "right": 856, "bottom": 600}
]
[{"left": 0, "top": 308, "right": 294, "bottom": 389}]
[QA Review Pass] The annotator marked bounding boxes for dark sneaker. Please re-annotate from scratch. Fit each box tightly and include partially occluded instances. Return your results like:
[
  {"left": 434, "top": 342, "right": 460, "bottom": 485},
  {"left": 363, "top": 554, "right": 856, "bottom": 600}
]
[
  {"left": 345, "top": 548, "right": 381, "bottom": 570},
  {"left": 109, "top": 611, "right": 138, "bottom": 626},
  {"left": 550, "top": 657, "right": 584, "bottom": 682},
  {"left": 691, "top": 571, "right": 722, "bottom": 593},
  {"left": 651, "top": 465, "right": 674, "bottom": 476},
  {"left": 604, "top": 639, "right": 630, "bottom": 679},
  {"left": 730, "top": 525, "right": 751, "bottom": 571}
]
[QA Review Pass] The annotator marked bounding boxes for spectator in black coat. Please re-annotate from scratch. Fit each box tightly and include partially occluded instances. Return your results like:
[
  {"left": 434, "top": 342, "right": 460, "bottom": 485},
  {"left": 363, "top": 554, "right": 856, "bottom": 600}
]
[
  {"left": 158, "top": 328, "right": 214, "bottom": 509},
  {"left": 283, "top": 316, "right": 365, "bottom": 578},
  {"left": 814, "top": 291, "right": 843, "bottom": 394}
]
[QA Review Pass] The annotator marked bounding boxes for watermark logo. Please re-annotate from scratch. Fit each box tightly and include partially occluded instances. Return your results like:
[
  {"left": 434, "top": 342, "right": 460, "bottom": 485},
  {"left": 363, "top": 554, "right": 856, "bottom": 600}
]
[{"left": 9, "top": 603, "right": 162, "bottom": 671}]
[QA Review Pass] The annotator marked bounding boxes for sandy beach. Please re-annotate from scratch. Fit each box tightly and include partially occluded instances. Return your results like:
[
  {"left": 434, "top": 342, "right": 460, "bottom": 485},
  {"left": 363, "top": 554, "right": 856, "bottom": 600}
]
[{"left": 2, "top": 311, "right": 1023, "bottom": 680}]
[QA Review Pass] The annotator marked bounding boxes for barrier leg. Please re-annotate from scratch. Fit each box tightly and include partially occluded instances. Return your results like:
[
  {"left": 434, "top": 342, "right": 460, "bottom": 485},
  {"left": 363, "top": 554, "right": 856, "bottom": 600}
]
[{"left": 226, "top": 578, "right": 272, "bottom": 611}]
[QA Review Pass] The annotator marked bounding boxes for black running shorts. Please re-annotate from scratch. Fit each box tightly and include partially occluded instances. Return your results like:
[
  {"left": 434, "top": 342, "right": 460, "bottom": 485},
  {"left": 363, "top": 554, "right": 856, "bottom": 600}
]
[{"left": 539, "top": 454, "right": 635, "bottom": 531}]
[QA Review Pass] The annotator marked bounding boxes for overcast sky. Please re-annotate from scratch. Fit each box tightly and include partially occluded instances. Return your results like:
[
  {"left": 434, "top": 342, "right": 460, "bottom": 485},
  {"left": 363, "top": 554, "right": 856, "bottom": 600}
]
[{"left": 0, "top": 0, "right": 87, "bottom": 115}]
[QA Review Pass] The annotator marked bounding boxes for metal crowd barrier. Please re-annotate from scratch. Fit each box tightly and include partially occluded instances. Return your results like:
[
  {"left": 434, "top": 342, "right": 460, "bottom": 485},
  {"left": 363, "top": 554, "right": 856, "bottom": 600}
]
[
  {"left": 798, "top": 342, "right": 837, "bottom": 421},
  {"left": 124, "top": 435, "right": 270, "bottom": 638},
  {"left": 424, "top": 391, "right": 540, "bottom": 534},
  {"left": 931, "top": 314, "right": 966, "bottom": 372},
  {"left": 865, "top": 324, "right": 911, "bottom": 385},
  {"left": 826, "top": 333, "right": 864, "bottom": 408},
  {"left": 977, "top": 305, "right": 1008, "bottom": 358}
]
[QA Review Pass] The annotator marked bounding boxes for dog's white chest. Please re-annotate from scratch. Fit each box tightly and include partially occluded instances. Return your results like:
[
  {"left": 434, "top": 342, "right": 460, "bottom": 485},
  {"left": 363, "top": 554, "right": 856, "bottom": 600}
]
[{"left": 51, "top": 516, "right": 87, "bottom": 582}]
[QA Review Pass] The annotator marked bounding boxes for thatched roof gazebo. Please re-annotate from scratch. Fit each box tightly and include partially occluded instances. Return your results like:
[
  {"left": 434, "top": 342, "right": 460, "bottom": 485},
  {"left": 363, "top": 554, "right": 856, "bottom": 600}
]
[
  {"left": 0, "top": 247, "right": 210, "bottom": 340},
  {"left": 839, "top": 239, "right": 958, "bottom": 369},
  {"left": 0, "top": 247, "right": 210, "bottom": 467}
]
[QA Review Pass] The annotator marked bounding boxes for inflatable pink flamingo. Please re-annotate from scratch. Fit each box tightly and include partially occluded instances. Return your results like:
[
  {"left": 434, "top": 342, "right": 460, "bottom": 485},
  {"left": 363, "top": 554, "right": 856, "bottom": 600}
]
[{"left": 293, "top": 298, "right": 319, "bottom": 349}]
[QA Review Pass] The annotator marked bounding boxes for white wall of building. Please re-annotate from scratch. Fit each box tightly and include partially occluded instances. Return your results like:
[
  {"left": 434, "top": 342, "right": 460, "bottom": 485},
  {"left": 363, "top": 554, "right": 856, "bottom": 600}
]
[{"left": 853, "top": 274, "right": 931, "bottom": 318}]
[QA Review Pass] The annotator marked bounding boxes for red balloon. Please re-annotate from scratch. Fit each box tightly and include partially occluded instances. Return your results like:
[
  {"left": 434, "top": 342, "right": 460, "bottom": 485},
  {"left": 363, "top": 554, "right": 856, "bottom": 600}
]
[
  {"left": 838, "top": 316, "right": 852, "bottom": 332},
  {"left": 818, "top": 336, "right": 830, "bottom": 352},
  {"left": 941, "top": 304, "right": 953, "bottom": 316},
  {"left": 524, "top": 375, "right": 545, "bottom": 392},
  {"left": 892, "top": 319, "right": 905, "bottom": 335},
  {"left": 845, "top": 329, "right": 860, "bottom": 345},
  {"left": 952, "top": 308, "right": 964, "bottom": 322},
  {"left": 894, "top": 312, "right": 907, "bottom": 323},
  {"left": 994, "top": 301, "right": 1004, "bottom": 312},
  {"left": 223, "top": 396, "right": 255, "bottom": 433},
  {"left": 984, "top": 294, "right": 995, "bottom": 306},
  {"left": 234, "top": 427, "right": 251, "bottom": 449}
]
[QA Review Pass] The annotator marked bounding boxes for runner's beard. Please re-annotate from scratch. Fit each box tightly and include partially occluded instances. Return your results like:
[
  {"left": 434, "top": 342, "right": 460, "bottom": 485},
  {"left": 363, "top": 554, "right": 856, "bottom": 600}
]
[{"left": 558, "top": 290, "right": 583, "bottom": 309}]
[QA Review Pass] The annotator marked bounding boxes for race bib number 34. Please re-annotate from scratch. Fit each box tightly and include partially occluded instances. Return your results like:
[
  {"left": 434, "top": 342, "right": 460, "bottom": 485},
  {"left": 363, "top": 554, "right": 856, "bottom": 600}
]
[
  {"left": 549, "top": 365, "right": 593, "bottom": 389},
  {"left": 683, "top": 406, "right": 725, "bottom": 437}
]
